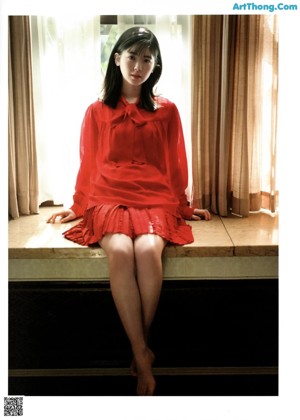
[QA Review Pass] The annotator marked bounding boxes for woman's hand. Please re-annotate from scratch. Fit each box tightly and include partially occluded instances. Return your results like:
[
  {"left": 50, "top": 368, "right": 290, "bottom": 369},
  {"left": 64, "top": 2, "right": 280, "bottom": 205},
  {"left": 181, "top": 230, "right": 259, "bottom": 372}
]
[
  {"left": 191, "top": 208, "right": 211, "bottom": 221},
  {"left": 46, "top": 209, "right": 77, "bottom": 224}
]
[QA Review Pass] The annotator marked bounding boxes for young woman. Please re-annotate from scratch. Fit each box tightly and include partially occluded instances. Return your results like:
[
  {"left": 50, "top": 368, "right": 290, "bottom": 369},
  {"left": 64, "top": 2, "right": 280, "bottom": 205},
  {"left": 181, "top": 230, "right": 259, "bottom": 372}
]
[{"left": 47, "top": 26, "right": 211, "bottom": 396}]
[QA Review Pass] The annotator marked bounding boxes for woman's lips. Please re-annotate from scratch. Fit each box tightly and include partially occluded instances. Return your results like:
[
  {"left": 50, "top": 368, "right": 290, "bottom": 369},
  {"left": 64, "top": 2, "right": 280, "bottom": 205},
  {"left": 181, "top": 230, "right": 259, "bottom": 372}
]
[{"left": 131, "top": 74, "right": 142, "bottom": 79}]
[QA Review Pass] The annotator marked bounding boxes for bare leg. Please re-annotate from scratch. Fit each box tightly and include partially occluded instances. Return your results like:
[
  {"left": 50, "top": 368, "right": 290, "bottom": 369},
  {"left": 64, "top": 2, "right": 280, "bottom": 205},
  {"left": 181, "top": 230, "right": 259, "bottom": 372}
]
[
  {"left": 100, "top": 233, "right": 156, "bottom": 396},
  {"left": 134, "top": 234, "right": 166, "bottom": 340},
  {"left": 130, "top": 234, "right": 166, "bottom": 375}
]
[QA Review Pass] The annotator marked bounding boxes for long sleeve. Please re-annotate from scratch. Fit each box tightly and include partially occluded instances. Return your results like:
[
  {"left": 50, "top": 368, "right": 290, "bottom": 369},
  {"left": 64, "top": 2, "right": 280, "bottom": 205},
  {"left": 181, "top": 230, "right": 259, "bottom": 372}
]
[
  {"left": 167, "top": 103, "right": 195, "bottom": 220},
  {"left": 64, "top": 98, "right": 196, "bottom": 247},
  {"left": 70, "top": 104, "right": 99, "bottom": 217}
]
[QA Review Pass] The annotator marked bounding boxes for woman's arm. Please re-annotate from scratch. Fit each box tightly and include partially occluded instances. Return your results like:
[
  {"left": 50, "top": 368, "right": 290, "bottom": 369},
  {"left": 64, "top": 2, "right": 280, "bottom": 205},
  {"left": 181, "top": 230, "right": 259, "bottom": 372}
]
[
  {"left": 47, "top": 103, "right": 99, "bottom": 223},
  {"left": 167, "top": 103, "right": 210, "bottom": 221},
  {"left": 70, "top": 104, "right": 98, "bottom": 217}
]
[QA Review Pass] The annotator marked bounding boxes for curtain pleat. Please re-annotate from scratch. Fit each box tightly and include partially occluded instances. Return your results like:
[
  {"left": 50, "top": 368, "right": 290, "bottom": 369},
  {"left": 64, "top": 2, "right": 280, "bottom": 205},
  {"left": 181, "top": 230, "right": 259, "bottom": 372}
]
[
  {"left": 191, "top": 15, "right": 278, "bottom": 216},
  {"left": 8, "top": 16, "right": 39, "bottom": 219}
]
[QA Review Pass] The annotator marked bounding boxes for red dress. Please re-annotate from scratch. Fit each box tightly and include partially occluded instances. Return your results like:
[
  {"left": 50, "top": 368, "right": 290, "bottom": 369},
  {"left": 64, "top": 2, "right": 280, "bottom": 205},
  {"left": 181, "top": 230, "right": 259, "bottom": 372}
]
[{"left": 63, "top": 96, "right": 195, "bottom": 246}]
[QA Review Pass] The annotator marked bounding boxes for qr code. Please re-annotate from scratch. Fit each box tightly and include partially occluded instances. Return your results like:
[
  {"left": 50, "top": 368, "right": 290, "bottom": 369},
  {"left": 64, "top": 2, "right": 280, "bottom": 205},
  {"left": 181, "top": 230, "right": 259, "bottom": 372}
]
[{"left": 4, "top": 397, "right": 23, "bottom": 416}]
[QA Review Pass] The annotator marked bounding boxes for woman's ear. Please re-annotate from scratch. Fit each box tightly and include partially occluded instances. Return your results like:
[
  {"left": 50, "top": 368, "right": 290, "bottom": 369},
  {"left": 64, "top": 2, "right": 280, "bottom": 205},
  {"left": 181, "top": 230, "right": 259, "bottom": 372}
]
[{"left": 114, "top": 52, "right": 120, "bottom": 66}]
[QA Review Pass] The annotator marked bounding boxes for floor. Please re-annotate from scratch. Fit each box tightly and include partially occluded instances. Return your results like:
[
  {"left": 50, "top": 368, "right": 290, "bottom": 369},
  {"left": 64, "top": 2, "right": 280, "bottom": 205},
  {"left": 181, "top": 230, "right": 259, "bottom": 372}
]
[{"left": 9, "top": 374, "right": 278, "bottom": 397}]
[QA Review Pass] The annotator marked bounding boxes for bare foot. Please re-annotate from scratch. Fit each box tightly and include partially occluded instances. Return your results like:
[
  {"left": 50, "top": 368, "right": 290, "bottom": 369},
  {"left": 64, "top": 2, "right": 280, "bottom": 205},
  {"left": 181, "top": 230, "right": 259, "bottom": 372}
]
[
  {"left": 131, "top": 348, "right": 155, "bottom": 377},
  {"left": 134, "top": 348, "right": 156, "bottom": 396}
]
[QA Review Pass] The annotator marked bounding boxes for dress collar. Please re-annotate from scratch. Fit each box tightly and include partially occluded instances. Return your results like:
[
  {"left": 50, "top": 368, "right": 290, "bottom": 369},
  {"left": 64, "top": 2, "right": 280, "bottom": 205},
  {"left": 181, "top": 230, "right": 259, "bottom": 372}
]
[
  {"left": 120, "top": 95, "right": 140, "bottom": 106},
  {"left": 110, "top": 97, "right": 146, "bottom": 127}
]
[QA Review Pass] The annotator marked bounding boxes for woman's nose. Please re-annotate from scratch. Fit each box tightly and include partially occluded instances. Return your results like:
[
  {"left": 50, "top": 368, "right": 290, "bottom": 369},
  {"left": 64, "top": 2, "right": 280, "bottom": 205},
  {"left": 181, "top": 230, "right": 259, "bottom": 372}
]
[{"left": 134, "top": 59, "right": 142, "bottom": 71}]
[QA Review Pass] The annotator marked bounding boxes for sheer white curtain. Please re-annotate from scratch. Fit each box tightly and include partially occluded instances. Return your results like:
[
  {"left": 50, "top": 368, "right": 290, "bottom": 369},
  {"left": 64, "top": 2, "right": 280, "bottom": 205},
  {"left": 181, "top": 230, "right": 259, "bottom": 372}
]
[
  {"left": 31, "top": 16, "right": 101, "bottom": 208},
  {"left": 31, "top": 16, "right": 192, "bottom": 208}
]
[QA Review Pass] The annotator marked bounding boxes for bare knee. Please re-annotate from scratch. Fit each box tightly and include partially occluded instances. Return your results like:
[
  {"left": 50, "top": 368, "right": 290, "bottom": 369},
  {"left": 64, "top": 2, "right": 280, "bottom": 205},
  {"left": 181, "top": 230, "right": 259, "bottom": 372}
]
[
  {"left": 100, "top": 233, "right": 134, "bottom": 264},
  {"left": 134, "top": 234, "right": 166, "bottom": 262}
]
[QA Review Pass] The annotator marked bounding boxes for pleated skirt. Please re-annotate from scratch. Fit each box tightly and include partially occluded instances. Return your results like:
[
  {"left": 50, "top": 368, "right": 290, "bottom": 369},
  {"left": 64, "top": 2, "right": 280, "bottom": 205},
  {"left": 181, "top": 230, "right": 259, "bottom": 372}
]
[{"left": 63, "top": 204, "right": 194, "bottom": 246}]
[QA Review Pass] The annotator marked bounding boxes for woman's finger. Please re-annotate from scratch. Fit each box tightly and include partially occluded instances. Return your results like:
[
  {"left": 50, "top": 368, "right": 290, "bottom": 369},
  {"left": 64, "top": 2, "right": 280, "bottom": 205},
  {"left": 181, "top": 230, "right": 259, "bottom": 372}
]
[
  {"left": 47, "top": 212, "right": 65, "bottom": 223},
  {"left": 193, "top": 209, "right": 211, "bottom": 221},
  {"left": 60, "top": 214, "right": 73, "bottom": 223}
]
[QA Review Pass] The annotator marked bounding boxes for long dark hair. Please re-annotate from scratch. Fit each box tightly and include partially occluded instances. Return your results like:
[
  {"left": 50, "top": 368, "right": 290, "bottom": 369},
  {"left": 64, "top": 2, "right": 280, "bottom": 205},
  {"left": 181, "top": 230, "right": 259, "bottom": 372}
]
[{"left": 102, "top": 26, "right": 163, "bottom": 111}]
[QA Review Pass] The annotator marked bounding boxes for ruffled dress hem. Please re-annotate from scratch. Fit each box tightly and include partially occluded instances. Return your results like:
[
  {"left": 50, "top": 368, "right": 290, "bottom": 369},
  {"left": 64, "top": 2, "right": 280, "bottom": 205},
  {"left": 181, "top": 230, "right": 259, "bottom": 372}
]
[{"left": 63, "top": 204, "right": 194, "bottom": 246}]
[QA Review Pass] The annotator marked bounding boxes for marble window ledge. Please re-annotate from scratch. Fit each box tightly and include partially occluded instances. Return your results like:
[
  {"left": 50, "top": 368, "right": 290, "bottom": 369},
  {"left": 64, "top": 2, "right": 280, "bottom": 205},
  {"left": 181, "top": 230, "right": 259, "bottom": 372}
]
[{"left": 8, "top": 208, "right": 278, "bottom": 281}]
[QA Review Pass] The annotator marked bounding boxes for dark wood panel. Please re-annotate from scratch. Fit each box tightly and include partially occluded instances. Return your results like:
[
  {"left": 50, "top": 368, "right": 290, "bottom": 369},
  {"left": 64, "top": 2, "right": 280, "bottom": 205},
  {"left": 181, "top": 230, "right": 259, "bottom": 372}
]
[
  {"left": 9, "top": 373, "right": 278, "bottom": 396},
  {"left": 8, "top": 279, "right": 278, "bottom": 395}
]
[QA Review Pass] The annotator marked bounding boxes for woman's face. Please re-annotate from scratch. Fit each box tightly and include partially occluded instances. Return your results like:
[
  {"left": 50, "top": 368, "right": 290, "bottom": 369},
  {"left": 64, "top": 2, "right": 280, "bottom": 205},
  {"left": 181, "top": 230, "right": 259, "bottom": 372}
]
[{"left": 115, "top": 46, "right": 155, "bottom": 88}]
